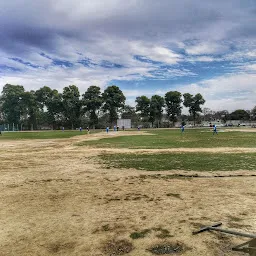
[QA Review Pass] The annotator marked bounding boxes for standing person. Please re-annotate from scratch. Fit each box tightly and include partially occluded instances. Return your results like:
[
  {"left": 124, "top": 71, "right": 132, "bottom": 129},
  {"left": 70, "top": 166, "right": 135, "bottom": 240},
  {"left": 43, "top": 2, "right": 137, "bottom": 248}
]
[
  {"left": 117, "top": 125, "right": 119, "bottom": 132},
  {"left": 122, "top": 126, "right": 125, "bottom": 131},
  {"left": 79, "top": 127, "right": 82, "bottom": 132},
  {"left": 106, "top": 126, "right": 109, "bottom": 133},
  {"left": 86, "top": 127, "right": 90, "bottom": 134},
  {"left": 114, "top": 125, "right": 116, "bottom": 132},
  {"left": 181, "top": 124, "right": 185, "bottom": 134},
  {"left": 62, "top": 126, "right": 64, "bottom": 132},
  {"left": 213, "top": 124, "right": 218, "bottom": 135}
]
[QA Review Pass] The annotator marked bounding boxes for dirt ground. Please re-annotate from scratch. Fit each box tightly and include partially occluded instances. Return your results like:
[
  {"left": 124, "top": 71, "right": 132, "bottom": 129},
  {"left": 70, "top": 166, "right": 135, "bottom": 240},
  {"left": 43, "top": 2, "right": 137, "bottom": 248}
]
[{"left": 0, "top": 131, "right": 255, "bottom": 256}]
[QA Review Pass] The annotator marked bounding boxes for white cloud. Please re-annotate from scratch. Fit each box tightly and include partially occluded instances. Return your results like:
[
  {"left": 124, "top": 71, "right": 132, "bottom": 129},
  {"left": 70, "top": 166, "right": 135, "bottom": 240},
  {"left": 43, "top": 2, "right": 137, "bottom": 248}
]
[
  {"left": 189, "top": 56, "right": 216, "bottom": 62},
  {"left": 175, "top": 73, "right": 256, "bottom": 111},
  {"left": 185, "top": 42, "right": 229, "bottom": 55}
]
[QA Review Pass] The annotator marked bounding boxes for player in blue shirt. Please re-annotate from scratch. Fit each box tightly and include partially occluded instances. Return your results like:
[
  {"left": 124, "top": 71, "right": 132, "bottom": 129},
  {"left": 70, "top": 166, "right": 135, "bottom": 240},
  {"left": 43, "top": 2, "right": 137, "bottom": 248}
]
[
  {"left": 181, "top": 125, "right": 185, "bottom": 133},
  {"left": 213, "top": 124, "right": 218, "bottom": 135}
]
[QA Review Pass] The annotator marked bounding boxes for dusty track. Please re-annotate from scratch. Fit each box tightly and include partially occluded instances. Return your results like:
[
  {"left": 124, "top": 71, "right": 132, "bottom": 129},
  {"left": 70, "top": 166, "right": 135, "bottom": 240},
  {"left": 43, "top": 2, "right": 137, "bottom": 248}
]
[{"left": 0, "top": 132, "right": 255, "bottom": 255}]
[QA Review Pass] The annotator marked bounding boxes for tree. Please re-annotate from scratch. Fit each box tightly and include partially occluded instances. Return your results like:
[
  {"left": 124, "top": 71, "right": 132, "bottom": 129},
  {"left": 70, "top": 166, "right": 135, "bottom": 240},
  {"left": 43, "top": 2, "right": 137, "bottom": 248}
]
[
  {"left": 62, "top": 85, "right": 81, "bottom": 129},
  {"left": 82, "top": 86, "right": 102, "bottom": 129},
  {"left": 102, "top": 85, "right": 126, "bottom": 125},
  {"left": 165, "top": 91, "right": 182, "bottom": 126},
  {"left": 149, "top": 95, "right": 165, "bottom": 127},
  {"left": 0, "top": 84, "right": 25, "bottom": 125},
  {"left": 35, "top": 86, "right": 63, "bottom": 129},
  {"left": 22, "top": 90, "right": 40, "bottom": 130},
  {"left": 135, "top": 96, "right": 150, "bottom": 121},
  {"left": 251, "top": 106, "right": 256, "bottom": 120},
  {"left": 183, "top": 93, "right": 205, "bottom": 126},
  {"left": 214, "top": 110, "right": 229, "bottom": 123},
  {"left": 230, "top": 109, "right": 250, "bottom": 121}
]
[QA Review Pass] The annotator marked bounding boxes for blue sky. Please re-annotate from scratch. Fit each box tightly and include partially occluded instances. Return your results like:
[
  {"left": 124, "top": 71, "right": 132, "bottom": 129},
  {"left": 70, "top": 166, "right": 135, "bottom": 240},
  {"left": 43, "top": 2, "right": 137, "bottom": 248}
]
[{"left": 0, "top": 0, "right": 256, "bottom": 111}]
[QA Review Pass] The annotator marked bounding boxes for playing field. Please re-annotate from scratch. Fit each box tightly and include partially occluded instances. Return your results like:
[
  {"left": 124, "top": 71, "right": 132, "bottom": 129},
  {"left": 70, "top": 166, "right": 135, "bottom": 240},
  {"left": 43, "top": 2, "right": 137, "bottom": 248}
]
[{"left": 0, "top": 128, "right": 255, "bottom": 255}]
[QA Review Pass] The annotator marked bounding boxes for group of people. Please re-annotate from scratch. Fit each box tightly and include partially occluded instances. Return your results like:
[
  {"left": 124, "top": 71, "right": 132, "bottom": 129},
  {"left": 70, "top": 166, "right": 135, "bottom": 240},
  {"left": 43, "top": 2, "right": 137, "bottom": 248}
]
[
  {"left": 62, "top": 126, "right": 90, "bottom": 133},
  {"left": 59, "top": 124, "right": 219, "bottom": 134},
  {"left": 106, "top": 125, "right": 120, "bottom": 133},
  {"left": 180, "top": 124, "right": 218, "bottom": 134}
]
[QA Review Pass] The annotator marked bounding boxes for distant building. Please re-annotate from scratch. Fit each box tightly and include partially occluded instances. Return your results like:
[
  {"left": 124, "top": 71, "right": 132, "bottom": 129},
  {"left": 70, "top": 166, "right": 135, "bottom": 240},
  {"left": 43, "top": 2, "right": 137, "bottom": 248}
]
[{"left": 117, "top": 119, "right": 131, "bottom": 129}]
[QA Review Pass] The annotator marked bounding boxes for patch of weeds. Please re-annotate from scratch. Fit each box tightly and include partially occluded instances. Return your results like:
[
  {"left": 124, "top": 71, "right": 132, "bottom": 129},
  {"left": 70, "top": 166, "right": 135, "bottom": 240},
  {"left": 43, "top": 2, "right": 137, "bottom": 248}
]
[
  {"left": 102, "top": 239, "right": 133, "bottom": 255},
  {"left": 130, "top": 229, "right": 151, "bottom": 239},
  {"left": 153, "top": 228, "right": 173, "bottom": 239},
  {"left": 166, "top": 193, "right": 181, "bottom": 199},
  {"left": 147, "top": 242, "right": 183, "bottom": 255},
  {"left": 130, "top": 227, "right": 172, "bottom": 240}
]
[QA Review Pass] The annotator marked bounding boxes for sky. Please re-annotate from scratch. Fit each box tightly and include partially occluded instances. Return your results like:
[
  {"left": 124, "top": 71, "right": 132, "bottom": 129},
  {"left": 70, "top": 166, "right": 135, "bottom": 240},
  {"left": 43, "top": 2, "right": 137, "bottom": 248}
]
[{"left": 0, "top": 0, "right": 256, "bottom": 112}]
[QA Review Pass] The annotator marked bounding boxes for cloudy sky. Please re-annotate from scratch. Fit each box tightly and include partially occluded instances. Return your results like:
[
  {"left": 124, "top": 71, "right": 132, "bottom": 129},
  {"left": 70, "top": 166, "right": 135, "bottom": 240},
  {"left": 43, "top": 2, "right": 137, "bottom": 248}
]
[{"left": 0, "top": 0, "right": 256, "bottom": 111}]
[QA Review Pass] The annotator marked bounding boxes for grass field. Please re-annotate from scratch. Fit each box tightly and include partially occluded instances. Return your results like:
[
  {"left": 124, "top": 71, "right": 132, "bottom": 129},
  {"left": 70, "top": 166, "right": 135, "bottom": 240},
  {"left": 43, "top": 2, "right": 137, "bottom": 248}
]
[
  {"left": 0, "top": 128, "right": 255, "bottom": 256},
  {"left": 0, "top": 130, "right": 97, "bottom": 140},
  {"left": 101, "top": 152, "right": 256, "bottom": 171},
  {"left": 79, "top": 128, "right": 256, "bottom": 148}
]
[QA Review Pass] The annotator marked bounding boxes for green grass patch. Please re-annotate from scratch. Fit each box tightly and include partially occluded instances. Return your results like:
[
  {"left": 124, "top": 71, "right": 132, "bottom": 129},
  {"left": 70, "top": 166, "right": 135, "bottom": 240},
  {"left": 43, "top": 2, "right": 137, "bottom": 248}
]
[
  {"left": 130, "top": 229, "right": 151, "bottom": 239},
  {"left": 100, "top": 152, "right": 256, "bottom": 171},
  {"left": 0, "top": 130, "right": 98, "bottom": 140},
  {"left": 130, "top": 228, "right": 172, "bottom": 239},
  {"left": 153, "top": 228, "right": 172, "bottom": 239},
  {"left": 79, "top": 129, "right": 256, "bottom": 148}
]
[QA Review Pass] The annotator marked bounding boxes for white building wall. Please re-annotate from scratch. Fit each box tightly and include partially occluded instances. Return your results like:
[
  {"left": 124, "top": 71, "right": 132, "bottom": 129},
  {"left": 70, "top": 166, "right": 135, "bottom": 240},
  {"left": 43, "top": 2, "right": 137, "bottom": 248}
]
[{"left": 117, "top": 119, "right": 131, "bottom": 129}]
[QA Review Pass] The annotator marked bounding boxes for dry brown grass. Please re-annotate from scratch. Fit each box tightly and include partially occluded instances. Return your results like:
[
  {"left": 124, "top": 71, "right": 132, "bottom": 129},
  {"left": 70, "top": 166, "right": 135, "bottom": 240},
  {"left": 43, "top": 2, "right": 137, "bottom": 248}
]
[{"left": 0, "top": 131, "right": 255, "bottom": 255}]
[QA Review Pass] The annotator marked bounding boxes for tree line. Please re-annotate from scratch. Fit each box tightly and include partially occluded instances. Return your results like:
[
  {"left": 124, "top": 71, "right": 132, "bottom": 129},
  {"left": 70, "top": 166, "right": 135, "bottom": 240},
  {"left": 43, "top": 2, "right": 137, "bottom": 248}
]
[
  {"left": 0, "top": 83, "right": 255, "bottom": 130},
  {"left": 0, "top": 84, "right": 126, "bottom": 130}
]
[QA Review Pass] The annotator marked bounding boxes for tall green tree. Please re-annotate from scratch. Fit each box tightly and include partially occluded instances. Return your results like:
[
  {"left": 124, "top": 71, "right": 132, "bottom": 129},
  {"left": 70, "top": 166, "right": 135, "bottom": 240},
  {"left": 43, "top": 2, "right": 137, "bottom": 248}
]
[
  {"left": 0, "top": 84, "right": 25, "bottom": 125},
  {"left": 82, "top": 86, "right": 102, "bottom": 129},
  {"left": 135, "top": 96, "right": 150, "bottom": 121},
  {"left": 183, "top": 93, "right": 205, "bottom": 126},
  {"left": 22, "top": 90, "right": 39, "bottom": 130},
  {"left": 35, "top": 86, "right": 63, "bottom": 129},
  {"left": 62, "top": 85, "right": 81, "bottom": 129},
  {"left": 165, "top": 91, "right": 182, "bottom": 126},
  {"left": 252, "top": 106, "right": 256, "bottom": 120},
  {"left": 230, "top": 109, "right": 250, "bottom": 120},
  {"left": 102, "top": 85, "right": 126, "bottom": 125},
  {"left": 149, "top": 95, "right": 165, "bottom": 127}
]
